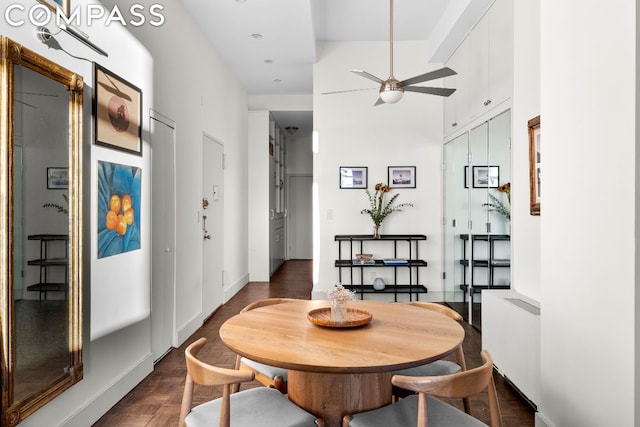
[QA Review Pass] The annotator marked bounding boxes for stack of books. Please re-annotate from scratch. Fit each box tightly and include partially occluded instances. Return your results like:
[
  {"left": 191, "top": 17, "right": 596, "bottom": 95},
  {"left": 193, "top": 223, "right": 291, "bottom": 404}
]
[{"left": 382, "top": 258, "right": 408, "bottom": 265}]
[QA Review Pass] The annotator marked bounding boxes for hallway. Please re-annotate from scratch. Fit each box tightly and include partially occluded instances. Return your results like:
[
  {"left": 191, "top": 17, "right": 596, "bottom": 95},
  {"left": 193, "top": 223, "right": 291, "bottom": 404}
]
[{"left": 93, "top": 260, "right": 534, "bottom": 426}]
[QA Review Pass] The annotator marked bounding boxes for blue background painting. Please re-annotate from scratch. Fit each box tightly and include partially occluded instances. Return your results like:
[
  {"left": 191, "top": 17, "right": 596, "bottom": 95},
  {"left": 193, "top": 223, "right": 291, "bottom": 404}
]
[{"left": 98, "top": 161, "right": 141, "bottom": 258}]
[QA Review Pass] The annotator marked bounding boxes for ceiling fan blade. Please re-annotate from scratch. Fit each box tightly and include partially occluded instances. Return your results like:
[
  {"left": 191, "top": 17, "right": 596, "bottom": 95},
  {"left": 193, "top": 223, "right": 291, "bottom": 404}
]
[
  {"left": 350, "top": 70, "right": 385, "bottom": 85},
  {"left": 404, "top": 86, "right": 457, "bottom": 97},
  {"left": 321, "top": 87, "right": 378, "bottom": 95},
  {"left": 400, "top": 67, "right": 457, "bottom": 87},
  {"left": 16, "top": 91, "right": 59, "bottom": 97},
  {"left": 374, "top": 97, "right": 386, "bottom": 106},
  {"left": 15, "top": 99, "right": 37, "bottom": 109}
]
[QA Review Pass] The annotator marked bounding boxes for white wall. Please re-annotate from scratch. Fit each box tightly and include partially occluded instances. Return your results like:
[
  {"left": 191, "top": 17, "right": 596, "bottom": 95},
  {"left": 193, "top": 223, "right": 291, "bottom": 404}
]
[
  {"left": 313, "top": 40, "right": 445, "bottom": 299},
  {"left": 248, "top": 110, "right": 271, "bottom": 281},
  {"left": 286, "top": 133, "right": 313, "bottom": 175},
  {"left": 538, "top": 1, "right": 636, "bottom": 426},
  {"left": 116, "top": 0, "right": 250, "bottom": 336},
  {"left": 2, "top": 0, "right": 251, "bottom": 424},
  {"left": 512, "top": 0, "right": 541, "bottom": 301}
]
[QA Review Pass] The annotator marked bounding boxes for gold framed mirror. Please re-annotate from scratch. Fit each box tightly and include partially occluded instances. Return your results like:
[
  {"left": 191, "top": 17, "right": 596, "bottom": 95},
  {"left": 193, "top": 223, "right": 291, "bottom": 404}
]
[{"left": 1, "top": 36, "right": 83, "bottom": 426}]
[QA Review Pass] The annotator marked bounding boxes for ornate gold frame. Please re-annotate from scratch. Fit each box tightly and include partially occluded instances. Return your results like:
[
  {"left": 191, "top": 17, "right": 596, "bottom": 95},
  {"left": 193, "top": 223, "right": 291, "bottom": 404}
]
[
  {"left": 528, "top": 115, "right": 541, "bottom": 216},
  {"left": 0, "top": 36, "right": 83, "bottom": 426}
]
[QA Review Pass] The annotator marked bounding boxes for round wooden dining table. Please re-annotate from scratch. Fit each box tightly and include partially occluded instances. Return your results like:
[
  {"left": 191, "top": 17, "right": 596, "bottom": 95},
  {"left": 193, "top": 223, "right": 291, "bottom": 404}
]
[{"left": 219, "top": 299, "right": 464, "bottom": 427}]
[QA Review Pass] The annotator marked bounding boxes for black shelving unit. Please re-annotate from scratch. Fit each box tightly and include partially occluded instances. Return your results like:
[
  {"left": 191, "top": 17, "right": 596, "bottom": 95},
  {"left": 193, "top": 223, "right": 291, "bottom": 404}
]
[
  {"left": 334, "top": 234, "right": 428, "bottom": 301},
  {"left": 458, "top": 234, "right": 510, "bottom": 300},
  {"left": 27, "top": 234, "right": 68, "bottom": 300}
]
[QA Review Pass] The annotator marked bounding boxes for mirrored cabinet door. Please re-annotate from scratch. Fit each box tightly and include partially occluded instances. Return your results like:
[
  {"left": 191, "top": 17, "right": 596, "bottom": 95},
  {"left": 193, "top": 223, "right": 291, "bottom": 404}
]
[{"left": 442, "top": 109, "right": 511, "bottom": 329}]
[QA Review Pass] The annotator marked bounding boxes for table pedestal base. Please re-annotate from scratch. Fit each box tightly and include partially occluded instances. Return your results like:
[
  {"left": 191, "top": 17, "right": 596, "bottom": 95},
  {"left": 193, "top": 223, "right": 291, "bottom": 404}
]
[{"left": 287, "top": 370, "right": 392, "bottom": 427}]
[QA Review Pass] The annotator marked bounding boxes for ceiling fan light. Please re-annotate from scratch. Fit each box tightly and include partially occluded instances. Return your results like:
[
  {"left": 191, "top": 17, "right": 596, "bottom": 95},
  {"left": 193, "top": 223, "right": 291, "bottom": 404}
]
[{"left": 380, "top": 89, "right": 403, "bottom": 104}]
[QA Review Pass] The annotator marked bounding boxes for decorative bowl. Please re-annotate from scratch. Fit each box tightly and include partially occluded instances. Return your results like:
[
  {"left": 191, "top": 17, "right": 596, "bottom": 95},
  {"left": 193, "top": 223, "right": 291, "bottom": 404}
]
[{"left": 356, "top": 253, "right": 373, "bottom": 261}]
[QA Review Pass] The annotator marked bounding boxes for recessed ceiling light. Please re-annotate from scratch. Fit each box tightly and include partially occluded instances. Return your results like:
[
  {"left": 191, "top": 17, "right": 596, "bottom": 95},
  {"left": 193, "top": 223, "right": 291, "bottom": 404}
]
[
  {"left": 251, "top": 33, "right": 262, "bottom": 39},
  {"left": 264, "top": 59, "right": 273, "bottom": 64},
  {"left": 273, "top": 79, "right": 282, "bottom": 83},
  {"left": 235, "top": 0, "right": 246, "bottom": 3}
]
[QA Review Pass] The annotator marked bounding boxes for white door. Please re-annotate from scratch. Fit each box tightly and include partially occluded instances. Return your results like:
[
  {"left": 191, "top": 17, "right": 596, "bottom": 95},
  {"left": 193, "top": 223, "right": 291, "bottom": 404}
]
[
  {"left": 150, "top": 112, "right": 176, "bottom": 363},
  {"left": 202, "top": 134, "right": 224, "bottom": 318},
  {"left": 288, "top": 175, "right": 312, "bottom": 259}
]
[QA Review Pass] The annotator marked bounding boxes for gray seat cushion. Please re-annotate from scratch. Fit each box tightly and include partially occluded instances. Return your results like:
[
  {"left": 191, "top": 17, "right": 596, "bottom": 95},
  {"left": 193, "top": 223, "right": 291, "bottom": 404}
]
[
  {"left": 347, "top": 395, "right": 487, "bottom": 427},
  {"left": 185, "top": 386, "right": 317, "bottom": 427},
  {"left": 393, "top": 360, "right": 461, "bottom": 377},
  {"left": 241, "top": 357, "right": 288, "bottom": 380}
]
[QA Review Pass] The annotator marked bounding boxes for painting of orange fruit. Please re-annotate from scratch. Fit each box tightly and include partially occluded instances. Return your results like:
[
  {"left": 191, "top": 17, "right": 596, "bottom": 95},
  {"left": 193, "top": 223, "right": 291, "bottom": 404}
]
[{"left": 98, "top": 161, "right": 141, "bottom": 258}]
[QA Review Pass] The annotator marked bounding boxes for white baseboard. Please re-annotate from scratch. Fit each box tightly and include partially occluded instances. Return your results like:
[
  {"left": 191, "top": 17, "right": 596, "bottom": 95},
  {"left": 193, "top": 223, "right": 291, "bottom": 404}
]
[
  {"left": 177, "top": 311, "right": 204, "bottom": 346},
  {"left": 535, "top": 411, "right": 555, "bottom": 427},
  {"left": 176, "top": 274, "right": 249, "bottom": 346},
  {"left": 60, "top": 353, "right": 154, "bottom": 427},
  {"left": 224, "top": 273, "right": 249, "bottom": 302}
]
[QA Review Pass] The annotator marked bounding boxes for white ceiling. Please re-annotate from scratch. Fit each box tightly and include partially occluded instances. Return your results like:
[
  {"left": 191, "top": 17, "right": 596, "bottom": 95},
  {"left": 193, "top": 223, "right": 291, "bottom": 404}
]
[{"left": 176, "top": 0, "right": 490, "bottom": 135}]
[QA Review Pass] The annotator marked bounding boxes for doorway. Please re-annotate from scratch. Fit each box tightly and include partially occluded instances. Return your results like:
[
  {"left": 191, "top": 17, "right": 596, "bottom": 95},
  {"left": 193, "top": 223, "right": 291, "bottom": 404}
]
[
  {"left": 202, "top": 134, "right": 224, "bottom": 318},
  {"left": 150, "top": 111, "right": 177, "bottom": 363}
]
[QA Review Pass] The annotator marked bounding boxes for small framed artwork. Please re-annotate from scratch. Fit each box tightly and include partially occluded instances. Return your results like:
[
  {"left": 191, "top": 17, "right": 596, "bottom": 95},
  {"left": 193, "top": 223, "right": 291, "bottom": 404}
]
[
  {"left": 94, "top": 64, "right": 143, "bottom": 155},
  {"left": 528, "top": 115, "right": 541, "bottom": 215},
  {"left": 38, "top": 0, "right": 70, "bottom": 16},
  {"left": 47, "top": 167, "right": 69, "bottom": 189},
  {"left": 465, "top": 165, "right": 499, "bottom": 188},
  {"left": 388, "top": 166, "right": 416, "bottom": 188},
  {"left": 339, "top": 166, "right": 368, "bottom": 189}
]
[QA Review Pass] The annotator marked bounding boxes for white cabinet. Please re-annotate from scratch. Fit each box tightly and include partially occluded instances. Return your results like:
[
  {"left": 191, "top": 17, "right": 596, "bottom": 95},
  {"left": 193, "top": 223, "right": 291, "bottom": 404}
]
[
  {"left": 270, "top": 216, "right": 285, "bottom": 274},
  {"left": 443, "top": 39, "right": 469, "bottom": 133},
  {"left": 488, "top": 0, "right": 514, "bottom": 109},
  {"left": 444, "top": 0, "right": 513, "bottom": 135},
  {"left": 482, "top": 290, "right": 540, "bottom": 407},
  {"left": 468, "top": 14, "right": 490, "bottom": 120}
]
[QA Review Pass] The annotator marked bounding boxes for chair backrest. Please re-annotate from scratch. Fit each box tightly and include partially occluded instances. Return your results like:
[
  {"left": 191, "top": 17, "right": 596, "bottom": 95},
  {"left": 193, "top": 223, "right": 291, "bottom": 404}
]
[
  {"left": 405, "top": 301, "right": 463, "bottom": 322},
  {"left": 392, "top": 350, "right": 502, "bottom": 427},
  {"left": 240, "top": 297, "right": 300, "bottom": 313},
  {"left": 406, "top": 301, "right": 468, "bottom": 383},
  {"left": 179, "top": 338, "right": 255, "bottom": 427}
]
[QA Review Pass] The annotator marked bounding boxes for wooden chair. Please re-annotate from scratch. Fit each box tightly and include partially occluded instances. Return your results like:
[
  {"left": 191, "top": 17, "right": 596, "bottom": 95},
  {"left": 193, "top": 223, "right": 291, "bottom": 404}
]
[
  {"left": 342, "top": 350, "right": 502, "bottom": 427},
  {"left": 233, "top": 298, "right": 299, "bottom": 393},
  {"left": 392, "top": 302, "right": 469, "bottom": 413},
  {"left": 179, "top": 337, "right": 321, "bottom": 427}
]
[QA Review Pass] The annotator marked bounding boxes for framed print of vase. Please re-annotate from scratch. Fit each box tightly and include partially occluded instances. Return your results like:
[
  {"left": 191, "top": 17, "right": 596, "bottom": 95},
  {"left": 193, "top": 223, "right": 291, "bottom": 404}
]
[{"left": 94, "top": 64, "right": 143, "bottom": 155}]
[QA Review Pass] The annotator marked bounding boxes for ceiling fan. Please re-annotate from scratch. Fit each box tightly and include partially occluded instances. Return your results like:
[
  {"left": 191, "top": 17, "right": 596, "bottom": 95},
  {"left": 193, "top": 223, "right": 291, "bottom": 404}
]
[{"left": 323, "top": 0, "right": 457, "bottom": 106}]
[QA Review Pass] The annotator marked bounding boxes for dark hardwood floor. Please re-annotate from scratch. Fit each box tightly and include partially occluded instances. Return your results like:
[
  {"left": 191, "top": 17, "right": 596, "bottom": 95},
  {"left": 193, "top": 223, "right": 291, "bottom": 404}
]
[{"left": 93, "top": 260, "right": 535, "bottom": 426}]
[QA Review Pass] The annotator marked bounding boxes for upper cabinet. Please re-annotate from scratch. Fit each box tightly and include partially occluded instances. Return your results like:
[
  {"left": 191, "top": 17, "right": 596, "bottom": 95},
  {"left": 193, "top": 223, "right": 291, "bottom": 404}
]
[{"left": 444, "top": 0, "right": 514, "bottom": 135}]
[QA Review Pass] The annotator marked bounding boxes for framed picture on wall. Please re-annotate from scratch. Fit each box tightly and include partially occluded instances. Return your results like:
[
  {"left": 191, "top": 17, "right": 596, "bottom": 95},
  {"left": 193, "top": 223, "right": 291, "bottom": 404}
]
[
  {"left": 388, "top": 166, "right": 416, "bottom": 188},
  {"left": 97, "top": 161, "right": 142, "bottom": 258},
  {"left": 94, "top": 64, "right": 143, "bottom": 155},
  {"left": 464, "top": 166, "right": 499, "bottom": 188},
  {"left": 339, "top": 166, "right": 368, "bottom": 189},
  {"left": 47, "top": 167, "right": 68, "bottom": 189},
  {"left": 528, "top": 115, "right": 541, "bottom": 215},
  {"left": 37, "top": 0, "right": 70, "bottom": 16}
]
